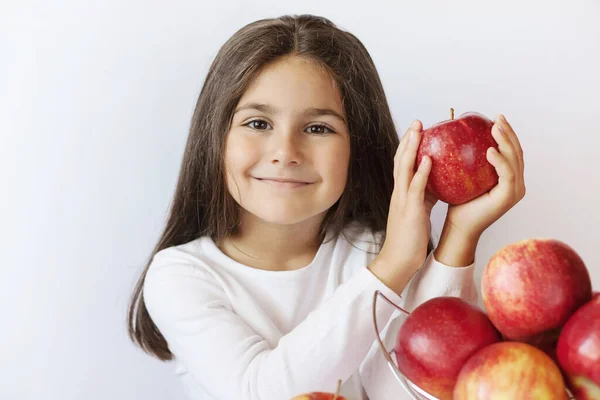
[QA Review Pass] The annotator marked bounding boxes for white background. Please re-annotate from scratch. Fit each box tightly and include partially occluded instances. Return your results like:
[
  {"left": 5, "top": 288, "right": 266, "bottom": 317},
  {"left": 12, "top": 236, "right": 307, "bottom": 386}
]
[{"left": 2, "top": 0, "right": 599, "bottom": 399}]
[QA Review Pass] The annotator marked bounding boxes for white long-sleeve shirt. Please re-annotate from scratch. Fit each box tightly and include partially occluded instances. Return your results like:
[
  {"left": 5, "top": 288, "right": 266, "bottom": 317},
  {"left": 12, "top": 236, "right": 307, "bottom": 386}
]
[{"left": 143, "top": 222, "right": 478, "bottom": 400}]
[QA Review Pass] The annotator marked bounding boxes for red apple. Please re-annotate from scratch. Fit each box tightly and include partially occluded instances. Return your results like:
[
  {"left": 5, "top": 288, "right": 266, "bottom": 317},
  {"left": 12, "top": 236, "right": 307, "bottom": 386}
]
[
  {"left": 416, "top": 110, "right": 498, "bottom": 205},
  {"left": 291, "top": 380, "right": 346, "bottom": 400},
  {"left": 482, "top": 238, "right": 592, "bottom": 343},
  {"left": 453, "top": 341, "right": 567, "bottom": 399},
  {"left": 557, "top": 293, "right": 600, "bottom": 399},
  {"left": 290, "top": 394, "right": 346, "bottom": 400},
  {"left": 394, "top": 296, "right": 500, "bottom": 400}
]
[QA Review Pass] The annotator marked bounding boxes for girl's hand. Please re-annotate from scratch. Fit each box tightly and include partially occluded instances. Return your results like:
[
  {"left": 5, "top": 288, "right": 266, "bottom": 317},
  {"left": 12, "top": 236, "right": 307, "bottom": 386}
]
[
  {"left": 438, "top": 114, "right": 526, "bottom": 263},
  {"left": 369, "top": 120, "right": 438, "bottom": 295}
]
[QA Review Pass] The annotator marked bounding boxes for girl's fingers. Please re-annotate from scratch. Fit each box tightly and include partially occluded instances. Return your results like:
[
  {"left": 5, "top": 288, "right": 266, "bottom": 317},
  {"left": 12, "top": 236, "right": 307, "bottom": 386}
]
[
  {"left": 486, "top": 147, "right": 517, "bottom": 206},
  {"left": 496, "top": 117, "right": 527, "bottom": 199},
  {"left": 496, "top": 114, "right": 524, "bottom": 175},
  {"left": 408, "top": 155, "right": 432, "bottom": 202},
  {"left": 394, "top": 121, "right": 417, "bottom": 182},
  {"left": 491, "top": 123, "right": 521, "bottom": 177},
  {"left": 397, "top": 120, "right": 423, "bottom": 194},
  {"left": 393, "top": 143, "right": 400, "bottom": 182}
]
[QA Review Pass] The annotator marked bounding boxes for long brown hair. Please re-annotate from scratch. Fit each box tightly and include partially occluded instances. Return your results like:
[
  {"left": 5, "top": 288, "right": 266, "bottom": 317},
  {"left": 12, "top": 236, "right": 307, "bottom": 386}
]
[{"left": 128, "top": 14, "right": 427, "bottom": 361}]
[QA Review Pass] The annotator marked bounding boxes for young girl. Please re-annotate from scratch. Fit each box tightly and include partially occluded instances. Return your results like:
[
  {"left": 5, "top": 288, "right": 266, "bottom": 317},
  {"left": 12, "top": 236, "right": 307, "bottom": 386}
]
[{"left": 128, "top": 14, "right": 525, "bottom": 400}]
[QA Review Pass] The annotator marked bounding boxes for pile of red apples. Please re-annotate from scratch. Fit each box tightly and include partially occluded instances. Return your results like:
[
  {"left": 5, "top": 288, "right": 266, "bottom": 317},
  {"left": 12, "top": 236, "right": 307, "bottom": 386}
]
[{"left": 396, "top": 237, "right": 598, "bottom": 399}]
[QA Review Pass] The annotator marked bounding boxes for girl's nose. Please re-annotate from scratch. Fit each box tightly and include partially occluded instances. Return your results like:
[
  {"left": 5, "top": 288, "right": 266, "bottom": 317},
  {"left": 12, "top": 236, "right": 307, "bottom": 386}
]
[{"left": 269, "top": 130, "right": 303, "bottom": 166}]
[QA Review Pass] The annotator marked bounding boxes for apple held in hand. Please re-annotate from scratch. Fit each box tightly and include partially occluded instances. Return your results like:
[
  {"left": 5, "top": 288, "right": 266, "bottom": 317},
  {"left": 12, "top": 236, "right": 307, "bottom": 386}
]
[
  {"left": 416, "top": 109, "right": 498, "bottom": 205},
  {"left": 482, "top": 238, "right": 592, "bottom": 343},
  {"left": 453, "top": 341, "right": 566, "bottom": 399},
  {"left": 557, "top": 293, "right": 600, "bottom": 399},
  {"left": 394, "top": 296, "right": 500, "bottom": 400}
]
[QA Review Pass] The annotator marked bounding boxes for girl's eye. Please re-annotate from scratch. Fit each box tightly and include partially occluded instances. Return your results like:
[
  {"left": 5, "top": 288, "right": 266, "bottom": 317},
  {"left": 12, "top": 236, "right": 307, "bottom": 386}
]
[
  {"left": 245, "top": 119, "right": 271, "bottom": 130},
  {"left": 306, "top": 124, "right": 334, "bottom": 135},
  {"left": 243, "top": 120, "right": 334, "bottom": 135}
]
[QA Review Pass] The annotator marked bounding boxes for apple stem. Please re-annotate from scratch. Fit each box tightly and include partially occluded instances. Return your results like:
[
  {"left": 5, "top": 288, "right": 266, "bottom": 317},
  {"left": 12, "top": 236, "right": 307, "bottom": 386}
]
[
  {"left": 333, "top": 379, "right": 341, "bottom": 400},
  {"left": 450, "top": 108, "right": 454, "bottom": 120}
]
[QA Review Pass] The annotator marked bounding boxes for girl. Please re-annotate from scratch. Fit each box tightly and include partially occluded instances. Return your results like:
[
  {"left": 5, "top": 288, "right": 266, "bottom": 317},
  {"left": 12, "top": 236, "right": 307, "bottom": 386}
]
[{"left": 127, "top": 14, "right": 525, "bottom": 400}]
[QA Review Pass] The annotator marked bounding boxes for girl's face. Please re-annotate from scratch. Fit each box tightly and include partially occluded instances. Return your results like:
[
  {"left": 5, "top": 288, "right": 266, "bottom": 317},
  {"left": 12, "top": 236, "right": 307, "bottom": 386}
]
[{"left": 225, "top": 56, "right": 351, "bottom": 227}]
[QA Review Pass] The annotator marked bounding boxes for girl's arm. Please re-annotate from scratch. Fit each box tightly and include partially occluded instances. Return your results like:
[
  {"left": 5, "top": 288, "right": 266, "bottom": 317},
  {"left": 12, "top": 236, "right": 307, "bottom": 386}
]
[{"left": 143, "top": 250, "right": 404, "bottom": 400}]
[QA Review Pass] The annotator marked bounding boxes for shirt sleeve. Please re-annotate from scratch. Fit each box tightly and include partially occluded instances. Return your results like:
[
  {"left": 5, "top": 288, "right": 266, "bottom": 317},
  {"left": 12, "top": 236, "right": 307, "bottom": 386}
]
[
  {"left": 359, "top": 250, "right": 478, "bottom": 400},
  {"left": 143, "top": 250, "right": 404, "bottom": 400}
]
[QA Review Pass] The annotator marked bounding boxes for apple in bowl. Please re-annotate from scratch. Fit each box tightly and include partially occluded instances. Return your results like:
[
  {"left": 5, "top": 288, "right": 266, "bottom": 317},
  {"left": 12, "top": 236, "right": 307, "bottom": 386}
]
[
  {"left": 453, "top": 341, "right": 566, "bottom": 398},
  {"left": 291, "top": 380, "right": 346, "bottom": 400},
  {"left": 557, "top": 293, "right": 600, "bottom": 399},
  {"left": 394, "top": 296, "right": 500, "bottom": 399},
  {"left": 482, "top": 238, "right": 592, "bottom": 347},
  {"left": 291, "top": 393, "right": 346, "bottom": 400}
]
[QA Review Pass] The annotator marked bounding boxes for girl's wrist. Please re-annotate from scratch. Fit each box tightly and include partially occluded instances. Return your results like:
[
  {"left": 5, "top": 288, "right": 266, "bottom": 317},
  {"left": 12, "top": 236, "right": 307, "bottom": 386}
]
[
  {"left": 368, "top": 256, "right": 415, "bottom": 296},
  {"left": 434, "top": 223, "right": 481, "bottom": 267}
]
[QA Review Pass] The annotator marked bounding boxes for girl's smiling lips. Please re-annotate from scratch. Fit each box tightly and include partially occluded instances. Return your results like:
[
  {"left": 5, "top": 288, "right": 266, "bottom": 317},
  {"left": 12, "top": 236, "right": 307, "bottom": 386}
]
[{"left": 253, "top": 177, "right": 315, "bottom": 188}]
